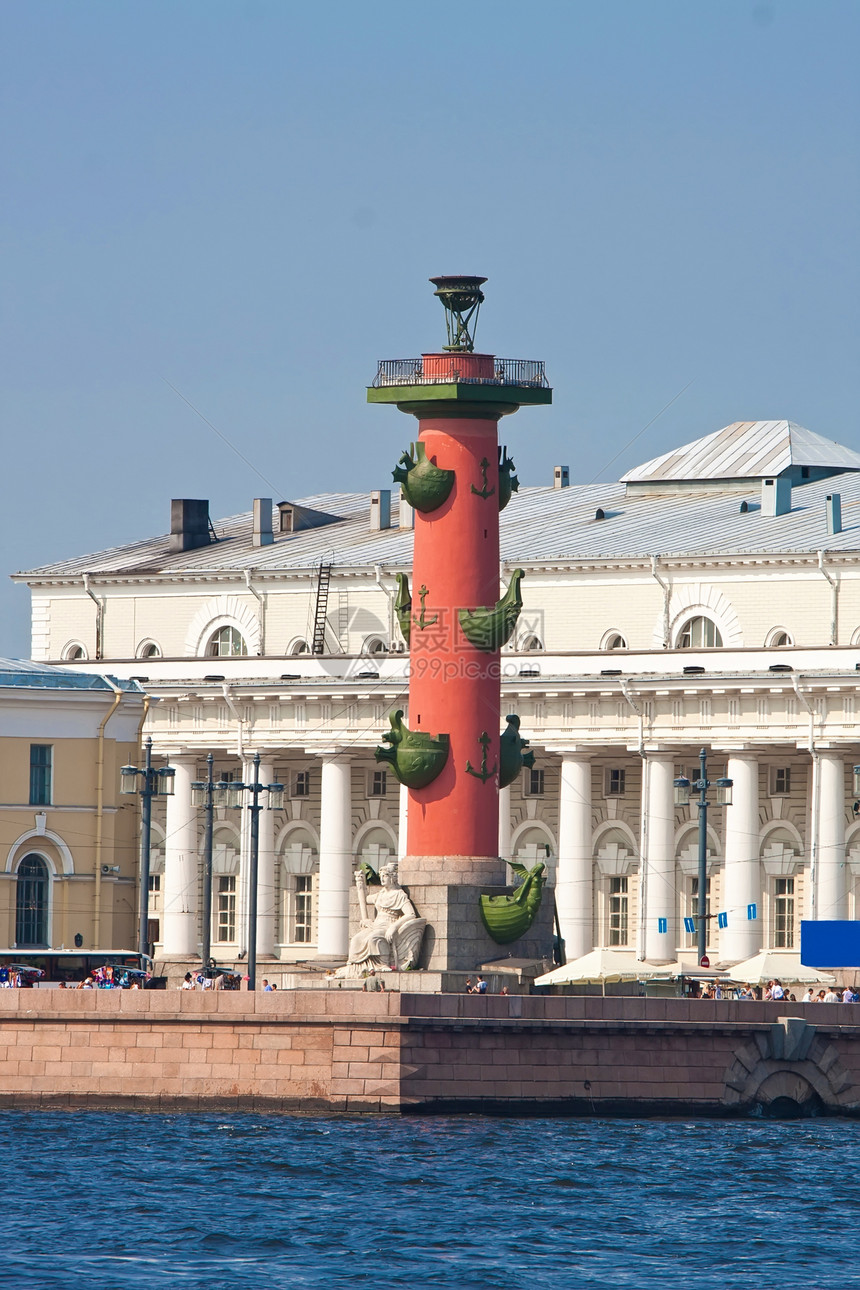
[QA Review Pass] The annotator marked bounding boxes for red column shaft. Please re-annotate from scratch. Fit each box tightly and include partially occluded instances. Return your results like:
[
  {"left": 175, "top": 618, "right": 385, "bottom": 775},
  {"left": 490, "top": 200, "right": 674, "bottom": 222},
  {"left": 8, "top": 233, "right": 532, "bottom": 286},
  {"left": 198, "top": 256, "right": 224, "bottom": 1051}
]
[{"left": 407, "top": 414, "right": 501, "bottom": 859}]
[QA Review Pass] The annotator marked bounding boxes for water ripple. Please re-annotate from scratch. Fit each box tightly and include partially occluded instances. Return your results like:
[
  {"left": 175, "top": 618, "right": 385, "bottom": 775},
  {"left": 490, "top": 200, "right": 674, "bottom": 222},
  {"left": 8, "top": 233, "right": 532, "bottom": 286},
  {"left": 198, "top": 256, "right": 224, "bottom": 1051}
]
[{"left": 1, "top": 1112, "right": 860, "bottom": 1289}]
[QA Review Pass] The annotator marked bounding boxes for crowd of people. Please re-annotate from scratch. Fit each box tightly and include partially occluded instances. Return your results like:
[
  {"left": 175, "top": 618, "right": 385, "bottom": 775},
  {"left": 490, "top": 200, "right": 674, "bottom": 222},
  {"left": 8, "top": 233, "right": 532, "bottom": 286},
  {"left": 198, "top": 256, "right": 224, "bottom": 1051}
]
[
  {"left": 692, "top": 977, "right": 860, "bottom": 1002},
  {"left": 179, "top": 969, "right": 242, "bottom": 990}
]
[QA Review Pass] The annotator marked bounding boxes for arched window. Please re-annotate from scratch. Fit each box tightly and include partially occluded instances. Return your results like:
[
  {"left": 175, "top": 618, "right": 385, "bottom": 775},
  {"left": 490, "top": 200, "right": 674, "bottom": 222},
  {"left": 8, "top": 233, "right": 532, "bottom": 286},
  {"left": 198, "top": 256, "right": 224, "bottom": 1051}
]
[
  {"left": 16, "top": 855, "right": 49, "bottom": 947},
  {"left": 766, "top": 629, "right": 793, "bottom": 648},
  {"left": 677, "top": 616, "right": 723, "bottom": 649},
  {"left": 288, "top": 638, "right": 309, "bottom": 656},
  {"left": 62, "top": 642, "right": 87, "bottom": 661},
  {"left": 356, "top": 826, "right": 395, "bottom": 874},
  {"left": 514, "top": 825, "right": 554, "bottom": 867},
  {"left": 137, "top": 640, "right": 162, "bottom": 660},
  {"left": 280, "top": 827, "right": 319, "bottom": 946},
  {"left": 520, "top": 634, "right": 544, "bottom": 652},
  {"left": 362, "top": 636, "right": 388, "bottom": 656},
  {"left": 212, "top": 828, "right": 240, "bottom": 944},
  {"left": 207, "top": 626, "right": 247, "bottom": 658},
  {"left": 604, "top": 633, "right": 627, "bottom": 651}
]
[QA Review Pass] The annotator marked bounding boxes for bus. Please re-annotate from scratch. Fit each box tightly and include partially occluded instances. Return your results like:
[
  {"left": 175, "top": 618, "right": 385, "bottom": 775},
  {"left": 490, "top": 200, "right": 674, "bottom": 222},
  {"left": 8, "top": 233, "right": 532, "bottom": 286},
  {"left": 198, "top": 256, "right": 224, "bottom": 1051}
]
[{"left": 0, "top": 949, "right": 162, "bottom": 987}]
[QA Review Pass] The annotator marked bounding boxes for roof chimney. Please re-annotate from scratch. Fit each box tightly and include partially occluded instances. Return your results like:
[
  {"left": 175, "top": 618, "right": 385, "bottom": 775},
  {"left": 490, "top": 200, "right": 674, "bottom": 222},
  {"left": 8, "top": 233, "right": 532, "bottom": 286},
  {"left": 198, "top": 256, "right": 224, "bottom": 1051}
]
[
  {"left": 370, "top": 489, "right": 391, "bottom": 531},
  {"left": 399, "top": 493, "right": 415, "bottom": 530},
  {"left": 826, "top": 493, "right": 842, "bottom": 535},
  {"left": 253, "top": 498, "right": 273, "bottom": 547},
  {"left": 170, "top": 499, "right": 211, "bottom": 553},
  {"left": 553, "top": 465, "right": 569, "bottom": 489},
  {"left": 761, "top": 476, "right": 791, "bottom": 517}
]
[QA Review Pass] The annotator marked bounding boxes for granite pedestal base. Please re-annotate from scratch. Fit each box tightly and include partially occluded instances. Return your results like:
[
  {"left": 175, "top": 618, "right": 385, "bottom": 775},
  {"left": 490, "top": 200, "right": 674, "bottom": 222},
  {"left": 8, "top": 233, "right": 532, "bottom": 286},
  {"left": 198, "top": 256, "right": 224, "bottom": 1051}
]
[{"left": 396, "top": 855, "right": 555, "bottom": 974}]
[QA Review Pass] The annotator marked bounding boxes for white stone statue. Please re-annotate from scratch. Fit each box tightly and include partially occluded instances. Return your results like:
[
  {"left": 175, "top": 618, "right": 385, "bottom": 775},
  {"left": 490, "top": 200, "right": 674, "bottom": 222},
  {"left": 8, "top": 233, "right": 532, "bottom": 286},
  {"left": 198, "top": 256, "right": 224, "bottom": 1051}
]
[{"left": 336, "top": 862, "right": 426, "bottom": 978}]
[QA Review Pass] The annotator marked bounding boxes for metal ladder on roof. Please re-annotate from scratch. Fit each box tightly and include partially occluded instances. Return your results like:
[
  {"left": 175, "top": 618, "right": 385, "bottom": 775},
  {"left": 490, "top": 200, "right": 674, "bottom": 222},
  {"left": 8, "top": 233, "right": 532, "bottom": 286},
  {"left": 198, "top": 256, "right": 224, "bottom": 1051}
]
[{"left": 311, "top": 563, "right": 333, "bottom": 655}]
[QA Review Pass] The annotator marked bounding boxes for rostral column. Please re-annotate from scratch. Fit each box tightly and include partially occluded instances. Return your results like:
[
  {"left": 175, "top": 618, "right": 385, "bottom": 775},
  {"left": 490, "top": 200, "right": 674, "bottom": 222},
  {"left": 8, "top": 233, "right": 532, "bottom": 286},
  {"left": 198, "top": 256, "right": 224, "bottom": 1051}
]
[{"left": 369, "top": 277, "right": 552, "bottom": 972}]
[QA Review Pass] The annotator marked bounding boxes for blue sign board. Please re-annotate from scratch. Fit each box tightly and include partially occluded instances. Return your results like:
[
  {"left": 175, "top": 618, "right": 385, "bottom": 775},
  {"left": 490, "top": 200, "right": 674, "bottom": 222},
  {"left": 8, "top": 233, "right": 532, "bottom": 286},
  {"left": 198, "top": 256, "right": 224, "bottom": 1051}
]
[
  {"left": 717, "top": 911, "right": 728, "bottom": 929},
  {"left": 747, "top": 903, "right": 757, "bottom": 921},
  {"left": 683, "top": 917, "right": 696, "bottom": 935},
  {"left": 801, "top": 921, "right": 860, "bottom": 969},
  {"left": 657, "top": 917, "right": 668, "bottom": 934}
]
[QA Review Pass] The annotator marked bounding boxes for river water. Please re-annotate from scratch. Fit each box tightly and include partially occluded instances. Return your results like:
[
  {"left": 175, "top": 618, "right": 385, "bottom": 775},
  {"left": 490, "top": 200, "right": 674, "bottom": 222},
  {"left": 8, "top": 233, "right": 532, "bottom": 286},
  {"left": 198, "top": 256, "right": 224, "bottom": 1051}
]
[{"left": 2, "top": 1111, "right": 858, "bottom": 1289}]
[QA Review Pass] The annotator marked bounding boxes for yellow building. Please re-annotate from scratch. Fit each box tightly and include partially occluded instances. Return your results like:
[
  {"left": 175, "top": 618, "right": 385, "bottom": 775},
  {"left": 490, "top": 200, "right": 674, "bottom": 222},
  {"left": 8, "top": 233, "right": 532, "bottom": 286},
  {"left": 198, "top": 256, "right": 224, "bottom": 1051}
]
[{"left": 0, "top": 660, "right": 146, "bottom": 952}]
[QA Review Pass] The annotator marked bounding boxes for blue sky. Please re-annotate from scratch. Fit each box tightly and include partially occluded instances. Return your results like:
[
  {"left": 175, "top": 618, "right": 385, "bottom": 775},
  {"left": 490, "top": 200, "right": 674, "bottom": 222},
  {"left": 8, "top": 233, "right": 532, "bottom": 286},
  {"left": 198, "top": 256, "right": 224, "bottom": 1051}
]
[{"left": 2, "top": 0, "right": 858, "bottom": 656}]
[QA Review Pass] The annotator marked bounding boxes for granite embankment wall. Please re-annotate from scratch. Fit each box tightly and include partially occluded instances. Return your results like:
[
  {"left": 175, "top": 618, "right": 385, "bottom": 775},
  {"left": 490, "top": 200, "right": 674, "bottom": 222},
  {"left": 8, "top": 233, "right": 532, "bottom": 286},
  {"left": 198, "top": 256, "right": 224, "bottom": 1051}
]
[{"left": 3, "top": 991, "right": 860, "bottom": 1115}]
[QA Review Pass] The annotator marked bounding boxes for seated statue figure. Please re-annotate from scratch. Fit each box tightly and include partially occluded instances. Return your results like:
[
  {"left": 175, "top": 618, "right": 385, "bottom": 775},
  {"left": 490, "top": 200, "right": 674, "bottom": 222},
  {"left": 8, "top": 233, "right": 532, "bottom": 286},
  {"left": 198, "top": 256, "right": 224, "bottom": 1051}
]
[{"left": 336, "top": 862, "right": 426, "bottom": 978}]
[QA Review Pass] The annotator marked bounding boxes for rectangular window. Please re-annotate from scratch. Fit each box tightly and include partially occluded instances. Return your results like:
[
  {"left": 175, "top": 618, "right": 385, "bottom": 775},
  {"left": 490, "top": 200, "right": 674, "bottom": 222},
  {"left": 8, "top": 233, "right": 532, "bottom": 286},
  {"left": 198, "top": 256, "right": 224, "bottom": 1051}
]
[
  {"left": 774, "top": 877, "right": 795, "bottom": 949},
  {"left": 292, "top": 770, "right": 311, "bottom": 798},
  {"left": 367, "top": 769, "right": 387, "bottom": 798},
  {"left": 216, "top": 875, "right": 237, "bottom": 942},
  {"left": 148, "top": 875, "right": 161, "bottom": 893},
  {"left": 604, "top": 767, "right": 626, "bottom": 797},
  {"left": 770, "top": 767, "right": 791, "bottom": 796},
  {"left": 294, "top": 875, "right": 314, "bottom": 943},
  {"left": 29, "top": 744, "right": 52, "bottom": 806},
  {"left": 523, "top": 767, "right": 545, "bottom": 797},
  {"left": 608, "top": 877, "right": 628, "bottom": 946}
]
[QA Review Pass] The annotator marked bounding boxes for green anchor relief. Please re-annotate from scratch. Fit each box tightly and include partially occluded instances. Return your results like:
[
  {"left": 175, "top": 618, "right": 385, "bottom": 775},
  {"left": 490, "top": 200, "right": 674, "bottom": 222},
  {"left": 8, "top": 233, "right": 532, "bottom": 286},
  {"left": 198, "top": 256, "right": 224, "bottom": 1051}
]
[
  {"left": 498, "top": 714, "right": 535, "bottom": 789},
  {"left": 374, "top": 710, "right": 450, "bottom": 789},
  {"left": 480, "top": 861, "right": 547, "bottom": 945},
  {"left": 470, "top": 456, "right": 496, "bottom": 501},
  {"left": 498, "top": 445, "right": 519, "bottom": 512},
  {"left": 458, "top": 568, "right": 525, "bottom": 652},
  {"left": 465, "top": 731, "right": 498, "bottom": 783},
  {"left": 392, "top": 441, "right": 455, "bottom": 513},
  {"left": 394, "top": 572, "right": 411, "bottom": 648},
  {"left": 412, "top": 584, "right": 438, "bottom": 630}
]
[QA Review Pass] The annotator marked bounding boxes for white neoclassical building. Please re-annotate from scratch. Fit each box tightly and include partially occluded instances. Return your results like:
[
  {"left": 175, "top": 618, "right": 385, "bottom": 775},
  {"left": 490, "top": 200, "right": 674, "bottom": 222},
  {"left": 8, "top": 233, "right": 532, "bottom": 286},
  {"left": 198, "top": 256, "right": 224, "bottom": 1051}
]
[{"left": 13, "top": 418, "right": 860, "bottom": 970}]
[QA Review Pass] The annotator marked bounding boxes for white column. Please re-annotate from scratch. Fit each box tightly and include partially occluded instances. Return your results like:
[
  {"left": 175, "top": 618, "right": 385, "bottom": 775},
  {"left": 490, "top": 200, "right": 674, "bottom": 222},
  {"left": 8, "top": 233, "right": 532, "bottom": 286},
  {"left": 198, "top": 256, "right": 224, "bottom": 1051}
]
[
  {"left": 818, "top": 753, "right": 847, "bottom": 921},
  {"left": 498, "top": 785, "right": 512, "bottom": 867},
  {"left": 720, "top": 754, "right": 760, "bottom": 962},
  {"left": 162, "top": 756, "right": 199, "bottom": 957},
  {"left": 642, "top": 755, "right": 676, "bottom": 963},
  {"left": 397, "top": 782, "right": 409, "bottom": 860},
  {"left": 317, "top": 754, "right": 352, "bottom": 957},
  {"left": 256, "top": 760, "right": 276, "bottom": 957},
  {"left": 556, "top": 755, "right": 592, "bottom": 961}
]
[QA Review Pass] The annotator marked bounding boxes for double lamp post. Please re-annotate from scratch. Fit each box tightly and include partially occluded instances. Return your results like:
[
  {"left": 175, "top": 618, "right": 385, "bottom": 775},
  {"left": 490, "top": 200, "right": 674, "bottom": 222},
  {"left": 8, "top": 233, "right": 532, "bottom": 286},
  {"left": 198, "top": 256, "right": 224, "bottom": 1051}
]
[
  {"left": 674, "top": 748, "right": 733, "bottom": 967},
  {"left": 122, "top": 743, "right": 283, "bottom": 988}
]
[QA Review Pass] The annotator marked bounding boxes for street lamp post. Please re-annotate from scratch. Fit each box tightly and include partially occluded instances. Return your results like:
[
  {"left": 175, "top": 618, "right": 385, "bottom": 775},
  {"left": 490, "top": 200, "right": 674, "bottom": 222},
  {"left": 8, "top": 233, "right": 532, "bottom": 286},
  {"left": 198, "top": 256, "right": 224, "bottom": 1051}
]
[
  {"left": 120, "top": 736, "right": 175, "bottom": 958},
  {"left": 228, "top": 753, "right": 284, "bottom": 990},
  {"left": 674, "top": 748, "right": 733, "bottom": 967}
]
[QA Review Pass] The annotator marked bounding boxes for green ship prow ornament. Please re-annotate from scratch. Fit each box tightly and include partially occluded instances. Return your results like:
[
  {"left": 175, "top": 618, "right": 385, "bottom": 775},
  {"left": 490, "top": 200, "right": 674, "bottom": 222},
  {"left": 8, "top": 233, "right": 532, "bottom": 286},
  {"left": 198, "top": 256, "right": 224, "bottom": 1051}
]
[
  {"left": 374, "top": 709, "right": 449, "bottom": 789},
  {"left": 392, "top": 441, "right": 455, "bottom": 514},
  {"left": 498, "top": 445, "right": 519, "bottom": 512},
  {"left": 480, "top": 860, "right": 547, "bottom": 945},
  {"left": 458, "top": 568, "right": 525, "bottom": 652},
  {"left": 498, "top": 714, "right": 535, "bottom": 790}
]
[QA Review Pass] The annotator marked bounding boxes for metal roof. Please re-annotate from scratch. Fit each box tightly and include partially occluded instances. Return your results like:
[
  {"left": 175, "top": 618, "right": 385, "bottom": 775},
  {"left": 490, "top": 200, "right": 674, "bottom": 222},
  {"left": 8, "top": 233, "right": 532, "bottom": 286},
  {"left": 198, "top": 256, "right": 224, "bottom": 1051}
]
[
  {"left": 0, "top": 659, "right": 142, "bottom": 692},
  {"left": 15, "top": 424, "right": 860, "bottom": 581},
  {"left": 621, "top": 420, "right": 860, "bottom": 484}
]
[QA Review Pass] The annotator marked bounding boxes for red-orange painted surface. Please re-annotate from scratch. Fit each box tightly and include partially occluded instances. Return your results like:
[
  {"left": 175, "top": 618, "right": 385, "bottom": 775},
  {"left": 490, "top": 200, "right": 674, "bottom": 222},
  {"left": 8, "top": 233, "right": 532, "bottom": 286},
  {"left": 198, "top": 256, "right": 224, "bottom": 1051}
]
[
  {"left": 407, "top": 408, "right": 502, "bottom": 858},
  {"left": 420, "top": 352, "right": 495, "bottom": 380}
]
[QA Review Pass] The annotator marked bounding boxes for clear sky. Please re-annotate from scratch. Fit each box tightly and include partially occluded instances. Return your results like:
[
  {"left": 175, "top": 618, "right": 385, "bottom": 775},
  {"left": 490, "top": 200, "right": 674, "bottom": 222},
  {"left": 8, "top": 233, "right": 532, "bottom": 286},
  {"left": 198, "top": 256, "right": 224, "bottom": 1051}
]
[{"left": 2, "top": 0, "right": 858, "bottom": 657}]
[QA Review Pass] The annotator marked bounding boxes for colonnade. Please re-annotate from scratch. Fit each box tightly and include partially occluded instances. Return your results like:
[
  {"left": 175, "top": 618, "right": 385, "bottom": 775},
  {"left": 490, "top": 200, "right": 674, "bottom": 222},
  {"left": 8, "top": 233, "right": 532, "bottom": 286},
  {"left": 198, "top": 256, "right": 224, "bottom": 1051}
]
[
  {"left": 554, "top": 749, "right": 850, "bottom": 966},
  {"left": 158, "top": 746, "right": 852, "bottom": 965}
]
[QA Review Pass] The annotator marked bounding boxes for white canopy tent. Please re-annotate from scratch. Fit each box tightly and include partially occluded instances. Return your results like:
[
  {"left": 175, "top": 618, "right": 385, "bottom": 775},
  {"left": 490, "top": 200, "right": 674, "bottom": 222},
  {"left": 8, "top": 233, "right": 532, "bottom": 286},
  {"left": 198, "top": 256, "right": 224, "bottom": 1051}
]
[
  {"left": 724, "top": 950, "right": 836, "bottom": 987},
  {"left": 534, "top": 949, "right": 674, "bottom": 989}
]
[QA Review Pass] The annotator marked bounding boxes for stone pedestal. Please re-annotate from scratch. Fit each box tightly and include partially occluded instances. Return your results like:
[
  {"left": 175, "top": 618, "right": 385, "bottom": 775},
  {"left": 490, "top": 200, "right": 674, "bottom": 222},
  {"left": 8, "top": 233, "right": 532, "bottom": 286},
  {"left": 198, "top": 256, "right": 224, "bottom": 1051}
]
[{"left": 347, "top": 855, "right": 555, "bottom": 974}]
